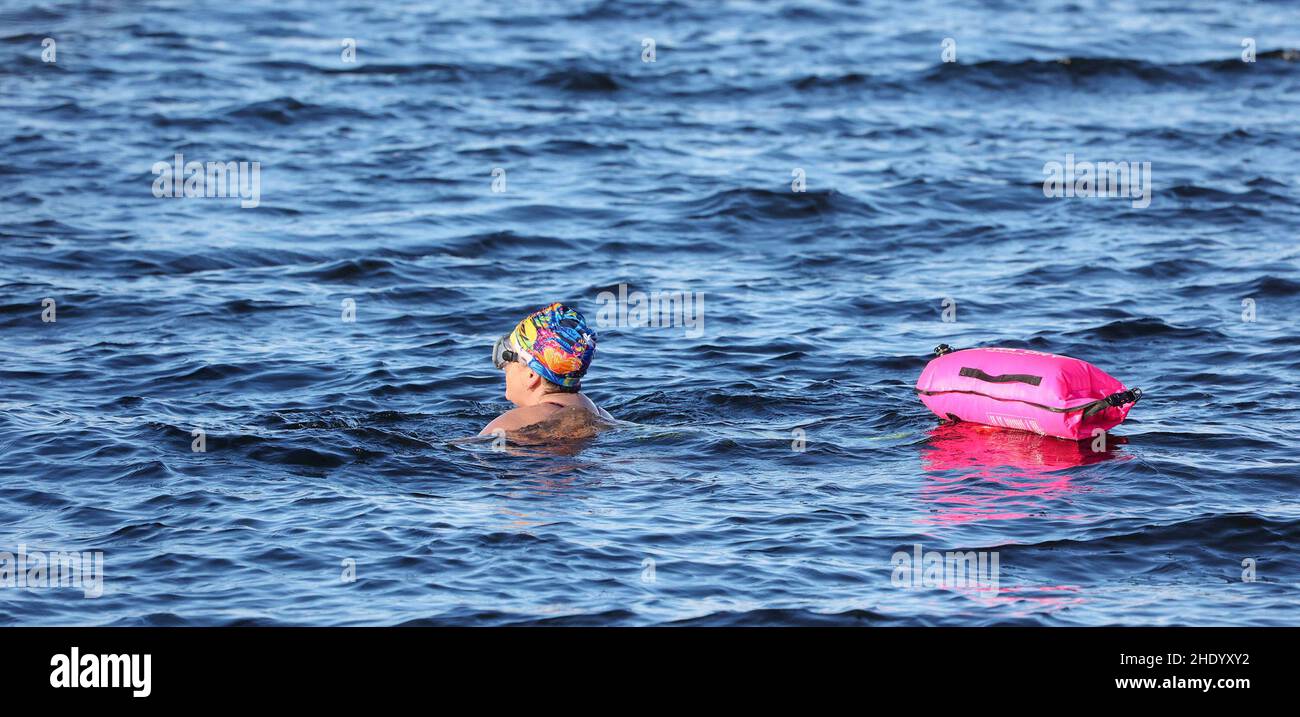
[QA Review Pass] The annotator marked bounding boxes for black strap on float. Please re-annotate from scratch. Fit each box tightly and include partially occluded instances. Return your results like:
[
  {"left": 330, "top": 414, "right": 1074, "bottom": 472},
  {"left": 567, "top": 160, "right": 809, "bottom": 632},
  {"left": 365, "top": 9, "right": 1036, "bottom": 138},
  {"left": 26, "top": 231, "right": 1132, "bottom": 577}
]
[
  {"left": 958, "top": 367, "right": 1043, "bottom": 386},
  {"left": 1081, "top": 387, "right": 1144, "bottom": 418}
]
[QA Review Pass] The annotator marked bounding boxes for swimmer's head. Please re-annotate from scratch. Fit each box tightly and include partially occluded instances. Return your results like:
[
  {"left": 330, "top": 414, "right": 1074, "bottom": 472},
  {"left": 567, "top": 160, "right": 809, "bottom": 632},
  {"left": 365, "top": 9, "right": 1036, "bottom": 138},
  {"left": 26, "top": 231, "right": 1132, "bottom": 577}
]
[{"left": 491, "top": 303, "right": 596, "bottom": 405}]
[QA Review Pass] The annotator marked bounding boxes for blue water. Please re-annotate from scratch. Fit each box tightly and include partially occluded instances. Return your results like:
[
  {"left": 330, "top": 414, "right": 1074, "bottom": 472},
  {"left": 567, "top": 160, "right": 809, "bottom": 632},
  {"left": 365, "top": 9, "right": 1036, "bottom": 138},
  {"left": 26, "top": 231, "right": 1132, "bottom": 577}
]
[{"left": 2, "top": 0, "right": 1299, "bottom": 626}]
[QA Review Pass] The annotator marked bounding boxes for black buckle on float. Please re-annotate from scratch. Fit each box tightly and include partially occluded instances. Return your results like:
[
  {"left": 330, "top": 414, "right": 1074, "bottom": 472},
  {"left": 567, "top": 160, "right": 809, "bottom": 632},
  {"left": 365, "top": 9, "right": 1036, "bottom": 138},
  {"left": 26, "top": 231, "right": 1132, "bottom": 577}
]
[
  {"left": 1107, "top": 387, "right": 1143, "bottom": 407},
  {"left": 1082, "top": 387, "right": 1143, "bottom": 418}
]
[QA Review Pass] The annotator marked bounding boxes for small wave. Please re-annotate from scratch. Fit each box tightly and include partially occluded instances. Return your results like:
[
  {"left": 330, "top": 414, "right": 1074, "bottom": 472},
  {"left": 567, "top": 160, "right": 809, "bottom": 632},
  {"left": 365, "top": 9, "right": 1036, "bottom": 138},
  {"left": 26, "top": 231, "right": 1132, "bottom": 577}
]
[
  {"left": 289, "top": 257, "right": 405, "bottom": 282},
  {"left": 244, "top": 59, "right": 467, "bottom": 81},
  {"left": 676, "top": 187, "right": 878, "bottom": 221},
  {"left": 1193, "top": 275, "right": 1300, "bottom": 298},
  {"left": 922, "top": 51, "right": 1300, "bottom": 89},
  {"left": 443, "top": 230, "right": 578, "bottom": 258},
  {"left": 564, "top": 0, "right": 694, "bottom": 21},
  {"left": 1065, "top": 317, "right": 1219, "bottom": 341},
  {"left": 998, "top": 512, "right": 1300, "bottom": 555},
  {"left": 1169, "top": 184, "right": 1281, "bottom": 203},
  {"left": 535, "top": 69, "right": 620, "bottom": 92},
  {"left": 792, "top": 72, "right": 872, "bottom": 90},
  {"left": 669, "top": 607, "right": 898, "bottom": 626},
  {"left": 223, "top": 96, "right": 383, "bottom": 125}
]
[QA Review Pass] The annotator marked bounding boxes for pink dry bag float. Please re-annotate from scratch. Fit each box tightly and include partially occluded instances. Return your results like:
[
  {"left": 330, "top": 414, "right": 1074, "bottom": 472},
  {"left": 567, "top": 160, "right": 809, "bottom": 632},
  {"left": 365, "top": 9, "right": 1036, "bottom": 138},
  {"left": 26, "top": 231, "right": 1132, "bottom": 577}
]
[{"left": 916, "top": 345, "right": 1142, "bottom": 441}]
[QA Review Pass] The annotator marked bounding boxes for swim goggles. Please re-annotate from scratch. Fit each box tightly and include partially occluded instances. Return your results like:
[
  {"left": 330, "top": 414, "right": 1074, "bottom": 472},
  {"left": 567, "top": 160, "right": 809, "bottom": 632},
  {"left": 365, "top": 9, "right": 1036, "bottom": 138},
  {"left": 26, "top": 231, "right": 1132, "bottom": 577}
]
[{"left": 491, "top": 334, "right": 520, "bottom": 369}]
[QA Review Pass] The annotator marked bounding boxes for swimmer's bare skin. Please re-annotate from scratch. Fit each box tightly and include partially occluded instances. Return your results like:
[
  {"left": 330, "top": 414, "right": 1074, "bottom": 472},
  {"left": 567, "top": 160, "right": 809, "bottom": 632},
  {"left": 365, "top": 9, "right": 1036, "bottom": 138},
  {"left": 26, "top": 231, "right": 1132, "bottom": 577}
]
[
  {"left": 480, "top": 359, "right": 613, "bottom": 437},
  {"left": 481, "top": 392, "right": 613, "bottom": 435}
]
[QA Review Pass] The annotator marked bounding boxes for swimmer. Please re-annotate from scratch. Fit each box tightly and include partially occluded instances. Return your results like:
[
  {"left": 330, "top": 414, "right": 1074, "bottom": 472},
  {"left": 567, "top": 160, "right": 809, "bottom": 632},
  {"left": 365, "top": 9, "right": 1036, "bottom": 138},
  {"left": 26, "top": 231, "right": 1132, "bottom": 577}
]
[{"left": 480, "top": 302, "right": 613, "bottom": 438}]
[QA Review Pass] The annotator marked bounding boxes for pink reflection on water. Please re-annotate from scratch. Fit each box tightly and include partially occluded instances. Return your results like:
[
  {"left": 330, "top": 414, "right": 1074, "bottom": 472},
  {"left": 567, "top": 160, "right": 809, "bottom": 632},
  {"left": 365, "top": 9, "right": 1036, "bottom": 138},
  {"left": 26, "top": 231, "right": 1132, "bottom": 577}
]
[{"left": 918, "top": 422, "right": 1130, "bottom": 526}]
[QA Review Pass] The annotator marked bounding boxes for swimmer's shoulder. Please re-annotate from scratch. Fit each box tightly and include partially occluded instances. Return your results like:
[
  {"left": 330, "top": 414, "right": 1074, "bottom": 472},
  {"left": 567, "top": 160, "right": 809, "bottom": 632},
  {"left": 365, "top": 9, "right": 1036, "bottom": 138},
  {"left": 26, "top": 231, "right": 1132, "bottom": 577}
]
[
  {"left": 572, "top": 393, "right": 615, "bottom": 422},
  {"left": 479, "top": 403, "right": 565, "bottom": 435},
  {"left": 479, "top": 394, "right": 614, "bottom": 436}
]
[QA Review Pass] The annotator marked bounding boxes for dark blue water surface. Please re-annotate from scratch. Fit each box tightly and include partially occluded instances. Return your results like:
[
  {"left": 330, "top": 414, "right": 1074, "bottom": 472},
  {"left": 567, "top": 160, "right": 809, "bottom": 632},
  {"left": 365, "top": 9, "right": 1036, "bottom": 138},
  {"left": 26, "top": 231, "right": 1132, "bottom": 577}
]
[{"left": 2, "top": 0, "right": 1299, "bottom": 626}]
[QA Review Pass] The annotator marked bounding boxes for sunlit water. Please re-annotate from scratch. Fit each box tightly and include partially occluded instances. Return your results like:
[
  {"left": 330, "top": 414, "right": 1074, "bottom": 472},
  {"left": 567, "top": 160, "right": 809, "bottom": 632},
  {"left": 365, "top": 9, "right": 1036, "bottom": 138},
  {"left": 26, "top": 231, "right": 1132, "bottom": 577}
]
[{"left": 1, "top": 0, "right": 1298, "bottom": 625}]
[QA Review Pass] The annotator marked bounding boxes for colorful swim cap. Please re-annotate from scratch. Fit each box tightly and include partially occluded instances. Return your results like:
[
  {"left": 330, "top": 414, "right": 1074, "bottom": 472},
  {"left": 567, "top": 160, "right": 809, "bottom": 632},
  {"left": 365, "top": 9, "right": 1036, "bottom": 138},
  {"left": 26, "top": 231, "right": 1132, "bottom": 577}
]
[{"left": 507, "top": 303, "right": 597, "bottom": 388}]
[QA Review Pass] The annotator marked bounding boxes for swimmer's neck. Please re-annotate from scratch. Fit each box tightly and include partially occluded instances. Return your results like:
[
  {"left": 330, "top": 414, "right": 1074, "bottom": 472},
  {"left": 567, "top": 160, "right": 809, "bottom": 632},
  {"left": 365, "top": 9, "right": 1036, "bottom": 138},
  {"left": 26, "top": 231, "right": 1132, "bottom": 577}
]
[{"left": 534, "top": 391, "right": 586, "bottom": 408}]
